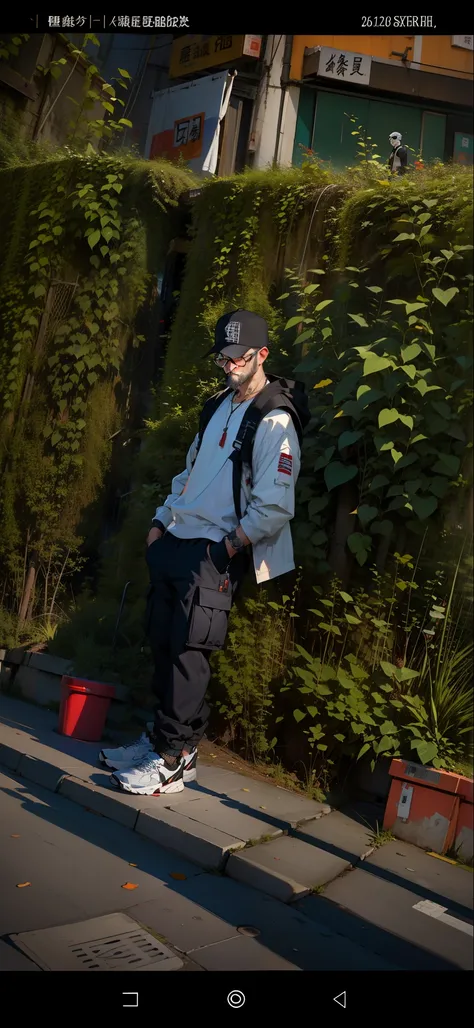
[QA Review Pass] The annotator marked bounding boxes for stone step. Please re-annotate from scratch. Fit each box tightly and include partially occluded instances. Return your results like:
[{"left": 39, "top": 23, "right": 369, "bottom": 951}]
[{"left": 227, "top": 811, "right": 375, "bottom": 902}]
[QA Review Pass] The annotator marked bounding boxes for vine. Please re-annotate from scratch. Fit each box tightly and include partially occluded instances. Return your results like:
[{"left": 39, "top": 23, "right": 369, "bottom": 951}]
[{"left": 287, "top": 173, "right": 473, "bottom": 575}]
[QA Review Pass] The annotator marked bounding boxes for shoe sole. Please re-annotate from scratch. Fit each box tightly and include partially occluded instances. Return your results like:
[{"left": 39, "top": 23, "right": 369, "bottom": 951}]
[{"left": 110, "top": 775, "right": 185, "bottom": 796}]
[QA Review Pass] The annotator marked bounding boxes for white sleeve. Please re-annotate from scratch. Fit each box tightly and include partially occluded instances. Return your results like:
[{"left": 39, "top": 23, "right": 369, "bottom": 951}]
[
  {"left": 239, "top": 411, "right": 301, "bottom": 545},
  {"left": 153, "top": 433, "right": 199, "bottom": 528}
]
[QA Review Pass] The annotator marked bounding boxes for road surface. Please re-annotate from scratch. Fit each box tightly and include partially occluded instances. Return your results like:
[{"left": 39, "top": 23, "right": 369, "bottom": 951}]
[{"left": 1, "top": 767, "right": 472, "bottom": 977}]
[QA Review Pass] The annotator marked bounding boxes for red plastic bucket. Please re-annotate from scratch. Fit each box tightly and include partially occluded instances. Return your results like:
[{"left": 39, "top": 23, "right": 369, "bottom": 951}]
[{"left": 58, "top": 676, "right": 115, "bottom": 742}]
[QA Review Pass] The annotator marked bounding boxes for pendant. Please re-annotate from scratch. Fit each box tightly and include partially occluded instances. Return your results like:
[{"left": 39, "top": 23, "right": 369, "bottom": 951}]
[{"left": 219, "top": 428, "right": 227, "bottom": 448}]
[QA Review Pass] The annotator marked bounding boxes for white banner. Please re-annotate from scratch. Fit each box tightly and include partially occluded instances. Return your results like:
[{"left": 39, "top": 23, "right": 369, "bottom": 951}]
[{"left": 318, "top": 47, "right": 372, "bottom": 86}]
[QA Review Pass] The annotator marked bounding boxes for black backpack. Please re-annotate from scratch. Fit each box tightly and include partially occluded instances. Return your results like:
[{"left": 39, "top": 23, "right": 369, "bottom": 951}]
[{"left": 192, "top": 375, "right": 311, "bottom": 520}]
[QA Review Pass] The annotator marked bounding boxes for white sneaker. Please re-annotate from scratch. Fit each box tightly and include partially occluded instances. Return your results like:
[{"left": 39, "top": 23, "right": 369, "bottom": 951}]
[
  {"left": 147, "top": 724, "right": 198, "bottom": 783},
  {"left": 111, "top": 753, "right": 185, "bottom": 795},
  {"left": 183, "top": 748, "right": 198, "bottom": 783},
  {"left": 99, "top": 732, "right": 153, "bottom": 770}
]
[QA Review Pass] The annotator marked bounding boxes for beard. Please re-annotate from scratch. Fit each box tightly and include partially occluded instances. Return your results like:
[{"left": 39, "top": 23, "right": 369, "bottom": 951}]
[{"left": 226, "top": 356, "right": 259, "bottom": 392}]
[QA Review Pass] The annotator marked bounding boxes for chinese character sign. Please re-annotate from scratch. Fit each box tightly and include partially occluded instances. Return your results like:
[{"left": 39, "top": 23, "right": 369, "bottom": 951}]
[
  {"left": 452, "top": 35, "right": 473, "bottom": 50},
  {"left": 318, "top": 47, "right": 372, "bottom": 86},
  {"left": 145, "top": 71, "right": 230, "bottom": 175},
  {"left": 170, "top": 34, "right": 250, "bottom": 78}
]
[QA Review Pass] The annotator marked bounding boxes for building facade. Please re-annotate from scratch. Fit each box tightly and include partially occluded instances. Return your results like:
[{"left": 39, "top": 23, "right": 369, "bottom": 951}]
[{"left": 290, "top": 34, "right": 473, "bottom": 169}]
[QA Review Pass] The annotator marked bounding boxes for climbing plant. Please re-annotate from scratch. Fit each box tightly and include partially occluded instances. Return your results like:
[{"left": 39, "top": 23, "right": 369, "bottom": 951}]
[
  {"left": 286, "top": 171, "right": 473, "bottom": 575},
  {"left": 0, "top": 152, "right": 192, "bottom": 640}
]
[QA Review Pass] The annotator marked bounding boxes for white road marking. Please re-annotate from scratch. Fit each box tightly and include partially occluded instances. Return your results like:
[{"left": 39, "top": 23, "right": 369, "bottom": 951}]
[{"left": 413, "top": 899, "right": 473, "bottom": 937}]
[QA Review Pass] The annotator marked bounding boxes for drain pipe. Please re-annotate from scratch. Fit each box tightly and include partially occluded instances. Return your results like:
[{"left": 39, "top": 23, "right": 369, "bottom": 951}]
[{"left": 273, "top": 34, "right": 293, "bottom": 166}]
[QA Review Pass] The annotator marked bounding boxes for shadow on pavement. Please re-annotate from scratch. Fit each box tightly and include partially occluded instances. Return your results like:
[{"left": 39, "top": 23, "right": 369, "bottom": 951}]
[{"left": 0, "top": 771, "right": 464, "bottom": 971}]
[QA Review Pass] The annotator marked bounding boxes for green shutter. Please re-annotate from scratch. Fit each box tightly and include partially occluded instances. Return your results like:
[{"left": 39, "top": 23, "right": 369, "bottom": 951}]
[{"left": 292, "top": 88, "right": 316, "bottom": 166}]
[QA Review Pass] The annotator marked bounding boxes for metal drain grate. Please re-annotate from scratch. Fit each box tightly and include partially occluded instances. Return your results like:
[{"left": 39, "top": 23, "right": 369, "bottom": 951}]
[
  {"left": 9, "top": 914, "right": 183, "bottom": 972},
  {"left": 70, "top": 930, "right": 173, "bottom": 970}
]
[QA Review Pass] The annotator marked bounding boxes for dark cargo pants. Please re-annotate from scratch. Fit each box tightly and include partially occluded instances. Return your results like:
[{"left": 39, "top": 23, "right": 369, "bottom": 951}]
[{"left": 145, "top": 532, "right": 248, "bottom": 757}]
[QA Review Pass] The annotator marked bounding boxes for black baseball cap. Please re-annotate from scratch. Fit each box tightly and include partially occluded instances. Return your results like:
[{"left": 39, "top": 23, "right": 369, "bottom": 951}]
[{"left": 204, "top": 309, "right": 270, "bottom": 359}]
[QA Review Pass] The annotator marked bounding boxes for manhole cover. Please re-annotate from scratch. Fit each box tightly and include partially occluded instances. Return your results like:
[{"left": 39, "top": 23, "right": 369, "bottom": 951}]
[{"left": 9, "top": 913, "right": 183, "bottom": 971}]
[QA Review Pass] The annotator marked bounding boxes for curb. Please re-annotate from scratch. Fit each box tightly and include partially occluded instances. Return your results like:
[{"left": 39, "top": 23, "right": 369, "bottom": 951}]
[{"left": 0, "top": 737, "right": 332, "bottom": 882}]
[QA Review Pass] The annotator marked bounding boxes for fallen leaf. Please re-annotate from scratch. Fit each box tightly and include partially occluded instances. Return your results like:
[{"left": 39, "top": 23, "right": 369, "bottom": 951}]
[
  {"left": 406, "top": 867, "right": 415, "bottom": 872},
  {"left": 242, "top": 788, "right": 250, "bottom": 793},
  {"left": 121, "top": 882, "right": 138, "bottom": 890},
  {"left": 16, "top": 882, "right": 31, "bottom": 888},
  {"left": 129, "top": 863, "right": 137, "bottom": 867},
  {"left": 259, "top": 806, "right": 266, "bottom": 810},
  {"left": 169, "top": 872, "right": 187, "bottom": 881},
  {"left": 274, "top": 858, "right": 280, "bottom": 861},
  {"left": 210, "top": 754, "right": 216, "bottom": 759},
  {"left": 11, "top": 834, "right": 20, "bottom": 838}
]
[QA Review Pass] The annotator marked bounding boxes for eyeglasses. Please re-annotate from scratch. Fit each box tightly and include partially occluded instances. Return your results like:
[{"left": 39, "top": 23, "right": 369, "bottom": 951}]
[{"left": 213, "top": 349, "right": 259, "bottom": 369}]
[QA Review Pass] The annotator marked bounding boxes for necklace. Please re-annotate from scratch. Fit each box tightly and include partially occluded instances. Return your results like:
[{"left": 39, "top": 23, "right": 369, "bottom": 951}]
[
  {"left": 218, "top": 378, "right": 269, "bottom": 448},
  {"left": 218, "top": 397, "right": 246, "bottom": 448}
]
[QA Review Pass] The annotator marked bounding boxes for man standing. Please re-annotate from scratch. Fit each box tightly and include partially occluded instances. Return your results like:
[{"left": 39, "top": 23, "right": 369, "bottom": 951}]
[
  {"left": 388, "top": 131, "right": 408, "bottom": 175},
  {"left": 100, "top": 310, "right": 306, "bottom": 796}
]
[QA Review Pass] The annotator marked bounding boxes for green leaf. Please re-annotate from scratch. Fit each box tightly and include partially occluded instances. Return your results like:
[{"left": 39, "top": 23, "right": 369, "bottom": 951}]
[
  {"left": 338, "top": 430, "right": 363, "bottom": 451},
  {"left": 88, "top": 229, "right": 100, "bottom": 249},
  {"left": 357, "top": 505, "right": 378, "bottom": 526},
  {"left": 377, "top": 736, "right": 396, "bottom": 754},
  {"left": 393, "top": 233, "right": 415, "bottom": 241},
  {"left": 369, "top": 474, "right": 390, "bottom": 490},
  {"left": 411, "top": 495, "right": 438, "bottom": 520},
  {"left": 118, "top": 67, "right": 131, "bottom": 78},
  {"left": 345, "top": 613, "right": 362, "bottom": 625},
  {"left": 285, "top": 316, "right": 302, "bottom": 330},
  {"left": 318, "top": 622, "right": 342, "bottom": 636},
  {"left": 363, "top": 355, "right": 392, "bottom": 376},
  {"left": 432, "top": 454, "right": 460, "bottom": 477},
  {"left": 401, "top": 343, "right": 421, "bottom": 362},
  {"left": 293, "top": 709, "right": 306, "bottom": 723},
  {"left": 405, "top": 303, "right": 426, "bottom": 315},
  {"left": 324, "top": 462, "right": 358, "bottom": 491},
  {"left": 339, "top": 592, "right": 353, "bottom": 603},
  {"left": 102, "top": 101, "right": 114, "bottom": 113},
  {"left": 314, "top": 446, "right": 336, "bottom": 471},
  {"left": 391, "top": 449, "right": 403, "bottom": 464},
  {"left": 400, "top": 364, "right": 417, "bottom": 380},
  {"left": 308, "top": 496, "right": 328, "bottom": 515},
  {"left": 348, "top": 313, "right": 368, "bottom": 327},
  {"left": 399, "top": 414, "right": 414, "bottom": 429},
  {"left": 413, "top": 740, "right": 438, "bottom": 765},
  {"left": 347, "top": 533, "right": 371, "bottom": 565},
  {"left": 378, "top": 408, "right": 399, "bottom": 428},
  {"left": 379, "top": 720, "right": 397, "bottom": 735},
  {"left": 334, "top": 370, "right": 362, "bottom": 404},
  {"left": 432, "top": 286, "right": 459, "bottom": 307},
  {"left": 357, "top": 743, "right": 370, "bottom": 760}
]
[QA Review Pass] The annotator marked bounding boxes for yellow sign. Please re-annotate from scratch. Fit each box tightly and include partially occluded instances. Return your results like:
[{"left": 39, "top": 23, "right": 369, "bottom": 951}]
[{"left": 170, "top": 34, "right": 246, "bottom": 79}]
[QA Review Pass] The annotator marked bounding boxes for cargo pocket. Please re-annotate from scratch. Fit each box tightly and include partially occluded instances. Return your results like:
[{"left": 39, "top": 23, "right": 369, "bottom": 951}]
[{"left": 187, "top": 586, "right": 232, "bottom": 651}]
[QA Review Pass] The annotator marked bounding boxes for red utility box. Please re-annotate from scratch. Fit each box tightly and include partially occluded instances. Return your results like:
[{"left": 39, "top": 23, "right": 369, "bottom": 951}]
[{"left": 384, "top": 758, "right": 473, "bottom": 862}]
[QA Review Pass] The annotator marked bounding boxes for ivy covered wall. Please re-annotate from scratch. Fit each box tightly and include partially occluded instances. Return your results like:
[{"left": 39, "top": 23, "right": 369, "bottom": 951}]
[
  {"left": 58, "top": 160, "right": 472, "bottom": 707},
  {"left": 0, "top": 153, "right": 193, "bottom": 644}
]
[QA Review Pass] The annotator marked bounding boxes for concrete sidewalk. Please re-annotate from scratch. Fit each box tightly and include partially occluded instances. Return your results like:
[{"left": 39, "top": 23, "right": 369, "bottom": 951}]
[{"left": 0, "top": 694, "right": 381, "bottom": 900}]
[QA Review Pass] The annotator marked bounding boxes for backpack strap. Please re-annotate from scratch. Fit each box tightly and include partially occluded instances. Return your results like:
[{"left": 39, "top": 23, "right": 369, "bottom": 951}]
[
  {"left": 192, "top": 387, "right": 231, "bottom": 466},
  {"left": 229, "top": 379, "right": 307, "bottom": 521}
]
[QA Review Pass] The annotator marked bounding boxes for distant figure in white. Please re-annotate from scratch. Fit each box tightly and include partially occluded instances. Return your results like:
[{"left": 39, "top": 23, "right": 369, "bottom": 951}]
[{"left": 388, "top": 131, "right": 408, "bottom": 176}]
